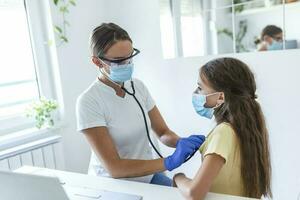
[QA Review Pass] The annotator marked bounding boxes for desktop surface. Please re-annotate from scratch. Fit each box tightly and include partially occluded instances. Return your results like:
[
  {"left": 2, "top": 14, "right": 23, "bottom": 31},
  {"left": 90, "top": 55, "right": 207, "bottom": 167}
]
[{"left": 15, "top": 166, "right": 258, "bottom": 200}]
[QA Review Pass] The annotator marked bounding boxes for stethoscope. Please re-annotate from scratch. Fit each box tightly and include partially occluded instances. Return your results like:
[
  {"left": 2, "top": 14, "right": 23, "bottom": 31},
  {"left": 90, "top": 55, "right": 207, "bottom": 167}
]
[
  {"left": 121, "top": 80, "right": 163, "bottom": 158},
  {"left": 99, "top": 69, "right": 196, "bottom": 163}
]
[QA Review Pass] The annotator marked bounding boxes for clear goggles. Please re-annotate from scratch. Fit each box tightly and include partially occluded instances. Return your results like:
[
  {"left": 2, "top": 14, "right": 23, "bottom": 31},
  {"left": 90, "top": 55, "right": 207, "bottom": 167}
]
[{"left": 98, "top": 48, "right": 140, "bottom": 66}]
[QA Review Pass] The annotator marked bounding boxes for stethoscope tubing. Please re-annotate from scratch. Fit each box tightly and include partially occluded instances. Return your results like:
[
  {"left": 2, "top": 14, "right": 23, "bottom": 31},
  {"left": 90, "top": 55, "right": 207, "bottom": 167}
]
[
  {"left": 122, "top": 81, "right": 196, "bottom": 163},
  {"left": 98, "top": 69, "right": 196, "bottom": 163}
]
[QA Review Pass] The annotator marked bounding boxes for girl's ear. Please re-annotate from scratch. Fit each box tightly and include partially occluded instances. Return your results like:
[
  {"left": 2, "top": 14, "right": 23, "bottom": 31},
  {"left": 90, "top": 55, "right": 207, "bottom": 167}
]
[{"left": 216, "top": 92, "right": 225, "bottom": 105}]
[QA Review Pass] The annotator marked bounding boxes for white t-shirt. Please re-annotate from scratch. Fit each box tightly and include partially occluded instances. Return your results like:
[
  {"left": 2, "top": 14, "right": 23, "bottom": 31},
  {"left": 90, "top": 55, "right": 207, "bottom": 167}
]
[{"left": 76, "top": 78, "right": 156, "bottom": 183}]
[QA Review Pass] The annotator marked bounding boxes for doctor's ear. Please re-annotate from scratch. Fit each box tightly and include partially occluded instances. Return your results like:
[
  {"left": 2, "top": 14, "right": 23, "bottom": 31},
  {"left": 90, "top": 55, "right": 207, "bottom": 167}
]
[
  {"left": 217, "top": 92, "right": 225, "bottom": 105},
  {"left": 91, "top": 56, "right": 103, "bottom": 68}
]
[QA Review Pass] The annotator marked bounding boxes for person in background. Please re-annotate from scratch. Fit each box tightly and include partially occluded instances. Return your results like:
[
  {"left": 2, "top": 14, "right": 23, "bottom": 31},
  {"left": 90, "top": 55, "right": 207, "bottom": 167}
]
[
  {"left": 255, "top": 25, "right": 283, "bottom": 51},
  {"left": 173, "top": 57, "right": 272, "bottom": 200}
]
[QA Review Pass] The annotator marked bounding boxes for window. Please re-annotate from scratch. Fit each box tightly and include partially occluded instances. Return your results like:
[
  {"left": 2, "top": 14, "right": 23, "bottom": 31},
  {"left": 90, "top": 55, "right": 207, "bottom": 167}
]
[
  {"left": 159, "top": 0, "right": 176, "bottom": 59},
  {"left": 159, "top": 0, "right": 205, "bottom": 58},
  {"left": 180, "top": 0, "right": 205, "bottom": 57},
  {"left": 0, "top": 0, "right": 40, "bottom": 120},
  {"left": 0, "top": 0, "right": 60, "bottom": 135}
]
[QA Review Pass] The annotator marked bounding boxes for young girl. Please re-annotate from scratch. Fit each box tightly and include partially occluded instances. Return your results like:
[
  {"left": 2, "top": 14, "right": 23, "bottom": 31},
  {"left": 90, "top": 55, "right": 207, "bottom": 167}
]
[{"left": 173, "top": 57, "right": 272, "bottom": 199}]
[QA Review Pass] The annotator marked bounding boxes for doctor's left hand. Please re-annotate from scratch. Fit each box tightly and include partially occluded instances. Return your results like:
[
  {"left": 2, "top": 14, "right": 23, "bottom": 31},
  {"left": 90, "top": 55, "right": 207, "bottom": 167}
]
[{"left": 164, "top": 135, "right": 205, "bottom": 171}]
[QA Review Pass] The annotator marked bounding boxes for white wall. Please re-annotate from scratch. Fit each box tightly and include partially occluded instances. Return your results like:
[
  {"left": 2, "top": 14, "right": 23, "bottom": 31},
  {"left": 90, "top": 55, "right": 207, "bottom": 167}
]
[
  {"left": 48, "top": 0, "right": 300, "bottom": 199},
  {"left": 48, "top": 0, "right": 104, "bottom": 173}
]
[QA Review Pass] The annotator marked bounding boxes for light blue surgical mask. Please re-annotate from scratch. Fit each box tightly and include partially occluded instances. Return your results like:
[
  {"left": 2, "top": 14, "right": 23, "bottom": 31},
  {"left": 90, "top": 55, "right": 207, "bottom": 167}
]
[
  {"left": 109, "top": 63, "right": 134, "bottom": 83},
  {"left": 267, "top": 40, "right": 283, "bottom": 51},
  {"left": 192, "top": 92, "right": 222, "bottom": 119},
  {"left": 100, "top": 61, "right": 134, "bottom": 83}
]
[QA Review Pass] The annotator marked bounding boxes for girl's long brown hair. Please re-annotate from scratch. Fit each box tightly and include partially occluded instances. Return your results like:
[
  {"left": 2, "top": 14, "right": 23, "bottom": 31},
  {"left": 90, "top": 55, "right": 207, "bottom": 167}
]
[{"left": 200, "top": 57, "right": 272, "bottom": 198}]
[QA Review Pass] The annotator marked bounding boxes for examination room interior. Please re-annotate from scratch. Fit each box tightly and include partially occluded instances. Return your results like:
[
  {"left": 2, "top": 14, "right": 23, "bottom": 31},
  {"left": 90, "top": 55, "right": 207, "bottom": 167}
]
[{"left": 0, "top": 0, "right": 299, "bottom": 200}]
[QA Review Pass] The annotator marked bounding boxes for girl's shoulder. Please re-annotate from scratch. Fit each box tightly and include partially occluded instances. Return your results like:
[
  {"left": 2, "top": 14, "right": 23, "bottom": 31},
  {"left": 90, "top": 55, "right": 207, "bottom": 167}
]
[
  {"left": 204, "top": 122, "right": 238, "bottom": 147},
  {"left": 199, "top": 122, "right": 239, "bottom": 160},
  {"left": 215, "top": 122, "right": 234, "bottom": 132},
  {"left": 209, "top": 122, "right": 235, "bottom": 138}
]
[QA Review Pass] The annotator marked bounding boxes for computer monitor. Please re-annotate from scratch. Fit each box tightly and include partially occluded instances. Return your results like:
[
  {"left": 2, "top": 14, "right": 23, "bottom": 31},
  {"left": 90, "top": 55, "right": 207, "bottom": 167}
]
[{"left": 0, "top": 170, "right": 69, "bottom": 200}]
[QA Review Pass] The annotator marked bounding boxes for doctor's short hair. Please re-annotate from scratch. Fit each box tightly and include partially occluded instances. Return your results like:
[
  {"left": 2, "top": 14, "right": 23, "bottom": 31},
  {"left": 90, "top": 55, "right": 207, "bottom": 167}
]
[{"left": 90, "top": 22, "right": 132, "bottom": 57}]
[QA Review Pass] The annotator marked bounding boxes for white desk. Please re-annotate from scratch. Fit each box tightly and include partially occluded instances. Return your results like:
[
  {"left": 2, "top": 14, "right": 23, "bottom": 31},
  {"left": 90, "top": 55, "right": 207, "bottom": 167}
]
[{"left": 15, "top": 166, "right": 256, "bottom": 200}]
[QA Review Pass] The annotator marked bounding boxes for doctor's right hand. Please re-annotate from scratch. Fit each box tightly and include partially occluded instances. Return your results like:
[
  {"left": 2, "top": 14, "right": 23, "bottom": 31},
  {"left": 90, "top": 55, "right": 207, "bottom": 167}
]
[{"left": 164, "top": 135, "right": 205, "bottom": 171}]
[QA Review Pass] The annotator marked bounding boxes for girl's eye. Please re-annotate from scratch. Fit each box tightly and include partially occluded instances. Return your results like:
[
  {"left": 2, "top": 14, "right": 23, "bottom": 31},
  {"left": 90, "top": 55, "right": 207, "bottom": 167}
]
[
  {"left": 198, "top": 86, "right": 202, "bottom": 91},
  {"left": 194, "top": 87, "right": 202, "bottom": 94}
]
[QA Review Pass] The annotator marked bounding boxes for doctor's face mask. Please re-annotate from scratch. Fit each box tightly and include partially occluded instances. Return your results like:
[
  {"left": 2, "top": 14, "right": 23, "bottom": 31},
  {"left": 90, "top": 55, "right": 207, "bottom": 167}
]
[
  {"left": 100, "top": 60, "right": 134, "bottom": 83},
  {"left": 98, "top": 43, "right": 140, "bottom": 83}
]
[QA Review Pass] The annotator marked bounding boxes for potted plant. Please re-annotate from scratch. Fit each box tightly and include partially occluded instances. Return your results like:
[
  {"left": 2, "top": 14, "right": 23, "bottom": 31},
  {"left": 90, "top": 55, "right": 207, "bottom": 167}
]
[
  {"left": 217, "top": 20, "right": 249, "bottom": 53},
  {"left": 26, "top": 98, "right": 59, "bottom": 129}
]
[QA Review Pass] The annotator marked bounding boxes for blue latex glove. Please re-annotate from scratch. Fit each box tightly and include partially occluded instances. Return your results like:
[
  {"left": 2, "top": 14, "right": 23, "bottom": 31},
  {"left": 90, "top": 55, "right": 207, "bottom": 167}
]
[{"left": 164, "top": 135, "right": 205, "bottom": 171}]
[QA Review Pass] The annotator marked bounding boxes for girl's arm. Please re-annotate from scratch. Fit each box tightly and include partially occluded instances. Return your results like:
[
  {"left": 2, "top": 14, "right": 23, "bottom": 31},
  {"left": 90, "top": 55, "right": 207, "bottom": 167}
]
[
  {"left": 174, "top": 154, "right": 225, "bottom": 200},
  {"left": 148, "top": 106, "right": 180, "bottom": 148}
]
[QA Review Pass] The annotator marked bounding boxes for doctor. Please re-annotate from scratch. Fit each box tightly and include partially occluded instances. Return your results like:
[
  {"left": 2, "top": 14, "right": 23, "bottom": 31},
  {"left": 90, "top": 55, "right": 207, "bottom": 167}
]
[
  {"left": 256, "top": 25, "right": 283, "bottom": 51},
  {"left": 76, "top": 23, "right": 205, "bottom": 186}
]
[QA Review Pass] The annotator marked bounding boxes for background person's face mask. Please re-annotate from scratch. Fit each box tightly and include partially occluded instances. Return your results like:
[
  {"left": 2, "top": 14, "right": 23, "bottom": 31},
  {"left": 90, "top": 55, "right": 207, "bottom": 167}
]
[
  {"left": 192, "top": 92, "right": 222, "bottom": 119},
  {"left": 267, "top": 39, "right": 283, "bottom": 51}
]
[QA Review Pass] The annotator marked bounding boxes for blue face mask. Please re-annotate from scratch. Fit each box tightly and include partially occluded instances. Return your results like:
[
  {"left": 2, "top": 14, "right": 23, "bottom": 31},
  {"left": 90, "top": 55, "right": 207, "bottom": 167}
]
[
  {"left": 267, "top": 40, "right": 283, "bottom": 51},
  {"left": 192, "top": 92, "right": 222, "bottom": 119},
  {"left": 192, "top": 93, "right": 214, "bottom": 119},
  {"left": 102, "top": 62, "right": 134, "bottom": 83},
  {"left": 109, "top": 63, "right": 134, "bottom": 83}
]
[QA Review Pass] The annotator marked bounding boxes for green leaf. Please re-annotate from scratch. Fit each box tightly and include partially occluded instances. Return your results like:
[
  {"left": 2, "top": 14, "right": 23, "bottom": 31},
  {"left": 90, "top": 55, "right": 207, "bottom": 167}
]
[
  {"left": 60, "top": 6, "right": 69, "bottom": 13},
  {"left": 53, "top": 0, "right": 59, "bottom": 5},
  {"left": 60, "top": 36, "right": 68, "bottom": 42},
  {"left": 25, "top": 98, "right": 58, "bottom": 129},
  {"left": 69, "top": 0, "right": 76, "bottom": 6},
  {"left": 54, "top": 25, "right": 63, "bottom": 33},
  {"left": 49, "top": 119, "right": 54, "bottom": 126}
]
